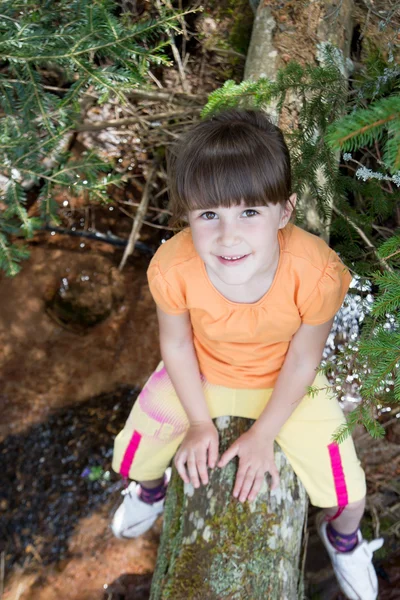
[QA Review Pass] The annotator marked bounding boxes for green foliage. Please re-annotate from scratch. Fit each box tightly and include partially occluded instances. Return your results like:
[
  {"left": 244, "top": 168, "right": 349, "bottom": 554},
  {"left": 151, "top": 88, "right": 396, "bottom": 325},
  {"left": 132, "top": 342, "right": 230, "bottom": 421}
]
[
  {"left": 325, "top": 95, "right": 400, "bottom": 169},
  {"left": 332, "top": 405, "right": 386, "bottom": 445},
  {"left": 0, "top": 0, "right": 194, "bottom": 275}
]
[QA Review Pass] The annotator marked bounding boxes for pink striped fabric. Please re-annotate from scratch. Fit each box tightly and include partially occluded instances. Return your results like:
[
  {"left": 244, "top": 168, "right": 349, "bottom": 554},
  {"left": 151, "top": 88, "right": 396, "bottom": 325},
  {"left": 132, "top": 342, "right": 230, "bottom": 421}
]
[
  {"left": 328, "top": 442, "right": 349, "bottom": 507},
  {"left": 120, "top": 431, "right": 142, "bottom": 478}
]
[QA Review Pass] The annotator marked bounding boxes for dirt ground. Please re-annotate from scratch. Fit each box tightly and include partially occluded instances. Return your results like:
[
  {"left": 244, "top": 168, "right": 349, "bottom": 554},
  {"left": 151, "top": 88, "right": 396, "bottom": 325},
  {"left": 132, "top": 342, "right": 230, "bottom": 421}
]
[
  {"left": 1, "top": 231, "right": 400, "bottom": 600},
  {"left": 0, "top": 241, "right": 160, "bottom": 442},
  {"left": 1, "top": 1, "right": 400, "bottom": 598},
  {"left": 0, "top": 233, "right": 161, "bottom": 600}
]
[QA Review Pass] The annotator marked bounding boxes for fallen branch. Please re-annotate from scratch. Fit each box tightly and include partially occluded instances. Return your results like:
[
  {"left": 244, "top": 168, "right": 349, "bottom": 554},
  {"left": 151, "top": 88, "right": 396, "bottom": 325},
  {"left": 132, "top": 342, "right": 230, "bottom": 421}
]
[
  {"left": 41, "top": 224, "right": 154, "bottom": 254},
  {"left": 77, "top": 108, "right": 202, "bottom": 132},
  {"left": 119, "top": 166, "right": 157, "bottom": 270}
]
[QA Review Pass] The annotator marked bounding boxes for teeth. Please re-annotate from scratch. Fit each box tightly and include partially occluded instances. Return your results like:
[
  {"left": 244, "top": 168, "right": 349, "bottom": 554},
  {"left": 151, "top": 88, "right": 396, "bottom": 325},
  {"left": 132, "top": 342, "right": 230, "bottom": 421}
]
[{"left": 222, "top": 255, "right": 243, "bottom": 260}]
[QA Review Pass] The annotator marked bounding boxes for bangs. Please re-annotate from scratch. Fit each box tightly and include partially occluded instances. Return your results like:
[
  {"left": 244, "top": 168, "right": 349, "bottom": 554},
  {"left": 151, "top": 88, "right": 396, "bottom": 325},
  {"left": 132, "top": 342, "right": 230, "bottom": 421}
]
[
  {"left": 177, "top": 150, "right": 286, "bottom": 213},
  {"left": 176, "top": 144, "right": 288, "bottom": 213},
  {"left": 167, "top": 111, "right": 291, "bottom": 225}
]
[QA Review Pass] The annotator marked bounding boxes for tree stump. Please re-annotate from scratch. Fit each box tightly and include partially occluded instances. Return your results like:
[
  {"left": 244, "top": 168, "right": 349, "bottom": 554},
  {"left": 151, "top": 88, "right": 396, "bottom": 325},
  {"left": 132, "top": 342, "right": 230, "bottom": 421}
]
[{"left": 150, "top": 416, "right": 307, "bottom": 600}]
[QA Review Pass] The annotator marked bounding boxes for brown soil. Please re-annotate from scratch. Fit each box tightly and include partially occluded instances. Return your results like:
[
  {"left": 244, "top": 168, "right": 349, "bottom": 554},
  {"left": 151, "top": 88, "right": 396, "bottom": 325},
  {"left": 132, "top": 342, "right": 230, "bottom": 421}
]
[
  {"left": 2, "top": 2, "right": 400, "bottom": 598},
  {"left": 0, "top": 234, "right": 162, "bottom": 600},
  {"left": 1, "top": 231, "right": 399, "bottom": 600},
  {"left": 0, "top": 240, "right": 160, "bottom": 443}
]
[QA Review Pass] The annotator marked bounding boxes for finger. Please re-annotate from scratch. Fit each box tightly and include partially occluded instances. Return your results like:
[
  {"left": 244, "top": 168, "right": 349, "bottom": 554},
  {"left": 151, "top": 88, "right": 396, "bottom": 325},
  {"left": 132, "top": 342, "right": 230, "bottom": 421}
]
[
  {"left": 217, "top": 444, "right": 238, "bottom": 468},
  {"left": 174, "top": 452, "right": 190, "bottom": 484},
  {"left": 187, "top": 453, "right": 200, "bottom": 488},
  {"left": 238, "top": 471, "right": 256, "bottom": 503},
  {"left": 207, "top": 437, "right": 219, "bottom": 469},
  {"left": 270, "top": 466, "right": 280, "bottom": 490},
  {"left": 247, "top": 475, "right": 265, "bottom": 502},
  {"left": 233, "top": 464, "right": 250, "bottom": 498},
  {"left": 195, "top": 454, "right": 209, "bottom": 485}
]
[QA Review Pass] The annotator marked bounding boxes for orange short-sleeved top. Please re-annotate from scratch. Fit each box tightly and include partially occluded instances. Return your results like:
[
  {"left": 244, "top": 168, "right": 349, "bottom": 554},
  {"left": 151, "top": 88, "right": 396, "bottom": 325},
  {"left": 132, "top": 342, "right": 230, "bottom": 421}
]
[{"left": 147, "top": 223, "right": 352, "bottom": 389}]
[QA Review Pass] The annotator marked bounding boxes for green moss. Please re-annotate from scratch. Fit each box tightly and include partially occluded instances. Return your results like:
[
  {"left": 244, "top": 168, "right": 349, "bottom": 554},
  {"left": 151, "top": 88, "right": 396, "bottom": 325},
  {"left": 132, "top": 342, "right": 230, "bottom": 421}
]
[
  {"left": 224, "top": 0, "right": 254, "bottom": 56},
  {"left": 379, "top": 516, "right": 393, "bottom": 532},
  {"left": 200, "top": 0, "right": 254, "bottom": 81},
  {"left": 159, "top": 493, "right": 285, "bottom": 599},
  {"left": 150, "top": 474, "right": 185, "bottom": 600}
]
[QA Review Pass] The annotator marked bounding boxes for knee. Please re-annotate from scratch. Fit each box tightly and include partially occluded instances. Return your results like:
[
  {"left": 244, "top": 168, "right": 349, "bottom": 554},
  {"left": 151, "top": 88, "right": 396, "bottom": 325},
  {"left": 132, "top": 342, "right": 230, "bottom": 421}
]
[{"left": 346, "top": 496, "right": 366, "bottom": 514}]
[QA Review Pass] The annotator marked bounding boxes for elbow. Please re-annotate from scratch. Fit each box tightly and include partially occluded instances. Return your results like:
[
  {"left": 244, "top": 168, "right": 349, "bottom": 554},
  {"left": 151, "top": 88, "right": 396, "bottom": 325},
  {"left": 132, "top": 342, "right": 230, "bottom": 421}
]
[
  {"left": 159, "top": 333, "right": 194, "bottom": 355},
  {"left": 285, "top": 348, "right": 323, "bottom": 374}
]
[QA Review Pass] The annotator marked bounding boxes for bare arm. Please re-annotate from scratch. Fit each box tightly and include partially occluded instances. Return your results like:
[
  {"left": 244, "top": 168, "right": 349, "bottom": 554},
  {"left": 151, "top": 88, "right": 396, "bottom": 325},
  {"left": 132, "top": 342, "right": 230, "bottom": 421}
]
[
  {"left": 252, "top": 316, "right": 335, "bottom": 438},
  {"left": 157, "top": 306, "right": 219, "bottom": 486},
  {"left": 157, "top": 305, "right": 212, "bottom": 425}
]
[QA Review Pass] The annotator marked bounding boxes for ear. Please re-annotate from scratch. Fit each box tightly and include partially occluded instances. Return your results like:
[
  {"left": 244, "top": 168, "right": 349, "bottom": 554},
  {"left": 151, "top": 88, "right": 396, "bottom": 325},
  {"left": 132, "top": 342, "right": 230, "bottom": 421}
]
[
  {"left": 279, "top": 193, "right": 297, "bottom": 228},
  {"left": 181, "top": 213, "right": 189, "bottom": 224}
]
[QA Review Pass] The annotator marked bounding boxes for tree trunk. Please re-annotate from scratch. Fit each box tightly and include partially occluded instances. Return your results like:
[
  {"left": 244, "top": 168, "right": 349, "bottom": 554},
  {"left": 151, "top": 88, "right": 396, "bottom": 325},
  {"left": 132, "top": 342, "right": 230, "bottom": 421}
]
[
  {"left": 245, "top": 0, "right": 354, "bottom": 242},
  {"left": 150, "top": 417, "right": 307, "bottom": 600}
]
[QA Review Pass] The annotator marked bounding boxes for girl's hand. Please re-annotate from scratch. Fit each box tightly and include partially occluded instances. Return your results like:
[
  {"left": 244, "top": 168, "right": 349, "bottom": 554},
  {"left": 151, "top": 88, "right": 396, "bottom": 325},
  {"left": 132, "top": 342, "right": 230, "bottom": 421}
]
[
  {"left": 174, "top": 421, "right": 219, "bottom": 488},
  {"left": 217, "top": 426, "right": 279, "bottom": 503}
]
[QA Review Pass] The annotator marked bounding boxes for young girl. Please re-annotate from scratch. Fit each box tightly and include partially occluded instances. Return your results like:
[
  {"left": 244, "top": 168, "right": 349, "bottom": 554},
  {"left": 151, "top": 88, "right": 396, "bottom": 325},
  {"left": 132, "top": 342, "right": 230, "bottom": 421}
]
[{"left": 111, "top": 108, "right": 383, "bottom": 599}]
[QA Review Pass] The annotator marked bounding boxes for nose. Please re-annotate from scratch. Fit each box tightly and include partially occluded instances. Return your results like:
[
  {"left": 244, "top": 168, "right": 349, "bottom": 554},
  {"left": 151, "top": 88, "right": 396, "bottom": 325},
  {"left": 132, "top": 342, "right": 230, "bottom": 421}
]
[{"left": 217, "top": 220, "right": 241, "bottom": 247}]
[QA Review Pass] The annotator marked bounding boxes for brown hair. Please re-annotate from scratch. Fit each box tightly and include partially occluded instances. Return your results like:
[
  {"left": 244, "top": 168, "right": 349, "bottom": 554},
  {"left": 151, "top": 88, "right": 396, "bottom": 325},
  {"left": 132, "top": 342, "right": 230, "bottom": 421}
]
[{"left": 166, "top": 108, "right": 293, "bottom": 227}]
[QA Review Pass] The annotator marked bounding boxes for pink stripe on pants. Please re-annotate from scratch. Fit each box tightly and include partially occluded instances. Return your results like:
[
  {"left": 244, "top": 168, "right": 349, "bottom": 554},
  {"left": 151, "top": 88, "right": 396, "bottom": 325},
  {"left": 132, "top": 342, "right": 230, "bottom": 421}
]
[
  {"left": 120, "top": 431, "right": 142, "bottom": 478},
  {"left": 326, "top": 442, "right": 348, "bottom": 520}
]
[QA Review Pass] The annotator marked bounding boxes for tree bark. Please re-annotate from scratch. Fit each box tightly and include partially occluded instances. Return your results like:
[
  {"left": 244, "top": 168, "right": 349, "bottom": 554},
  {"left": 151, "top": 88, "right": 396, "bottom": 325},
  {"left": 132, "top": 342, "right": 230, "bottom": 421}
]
[
  {"left": 150, "top": 417, "right": 307, "bottom": 600},
  {"left": 245, "top": 0, "right": 354, "bottom": 242}
]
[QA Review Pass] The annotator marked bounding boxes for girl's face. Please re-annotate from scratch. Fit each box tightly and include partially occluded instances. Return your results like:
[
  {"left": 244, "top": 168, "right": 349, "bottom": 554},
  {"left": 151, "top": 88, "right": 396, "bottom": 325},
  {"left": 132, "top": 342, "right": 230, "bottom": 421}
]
[{"left": 188, "top": 195, "right": 296, "bottom": 288}]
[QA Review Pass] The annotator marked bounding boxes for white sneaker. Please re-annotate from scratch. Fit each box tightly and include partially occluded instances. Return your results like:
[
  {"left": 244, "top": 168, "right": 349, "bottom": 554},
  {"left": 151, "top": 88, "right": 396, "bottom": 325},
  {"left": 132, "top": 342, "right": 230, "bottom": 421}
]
[
  {"left": 111, "top": 468, "right": 171, "bottom": 539},
  {"left": 316, "top": 512, "right": 384, "bottom": 600}
]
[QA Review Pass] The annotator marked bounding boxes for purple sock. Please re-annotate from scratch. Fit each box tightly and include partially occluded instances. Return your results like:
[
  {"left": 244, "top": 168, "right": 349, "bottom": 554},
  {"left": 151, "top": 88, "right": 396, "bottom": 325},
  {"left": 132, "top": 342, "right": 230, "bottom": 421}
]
[
  {"left": 139, "top": 474, "right": 168, "bottom": 504},
  {"left": 327, "top": 522, "right": 358, "bottom": 553}
]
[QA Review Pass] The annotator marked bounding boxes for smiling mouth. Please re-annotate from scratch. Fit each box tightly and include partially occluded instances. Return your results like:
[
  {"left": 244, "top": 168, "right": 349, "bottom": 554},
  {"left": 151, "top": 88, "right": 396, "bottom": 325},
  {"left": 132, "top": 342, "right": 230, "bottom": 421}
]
[
  {"left": 217, "top": 254, "right": 249, "bottom": 264},
  {"left": 221, "top": 255, "right": 245, "bottom": 260}
]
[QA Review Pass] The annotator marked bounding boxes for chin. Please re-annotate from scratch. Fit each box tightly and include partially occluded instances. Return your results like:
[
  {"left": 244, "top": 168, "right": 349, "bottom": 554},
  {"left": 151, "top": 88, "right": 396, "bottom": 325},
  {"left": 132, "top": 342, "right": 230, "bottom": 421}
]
[{"left": 218, "top": 272, "right": 251, "bottom": 286}]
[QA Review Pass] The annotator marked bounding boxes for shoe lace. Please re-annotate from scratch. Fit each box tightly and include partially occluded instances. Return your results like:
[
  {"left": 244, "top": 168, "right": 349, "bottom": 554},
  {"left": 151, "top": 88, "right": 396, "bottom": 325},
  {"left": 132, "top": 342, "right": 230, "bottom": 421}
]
[{"left": 121, "top": 482, "right": 138, "bottom": 497}]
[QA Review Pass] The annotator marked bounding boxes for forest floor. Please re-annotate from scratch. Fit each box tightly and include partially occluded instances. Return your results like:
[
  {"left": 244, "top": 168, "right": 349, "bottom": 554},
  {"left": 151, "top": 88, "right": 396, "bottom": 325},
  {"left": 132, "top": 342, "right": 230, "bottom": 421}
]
[
  {"left": 1, "top": 231, "right": 399, "bottom": 600},
  {"left": 1, "top": 0, "right": 400, "bottom": 598}
]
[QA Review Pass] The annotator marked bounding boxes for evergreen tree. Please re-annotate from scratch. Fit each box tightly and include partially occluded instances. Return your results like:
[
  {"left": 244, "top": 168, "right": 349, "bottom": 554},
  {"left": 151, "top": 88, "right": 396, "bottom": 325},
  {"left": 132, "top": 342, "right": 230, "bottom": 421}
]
[{"left": 0, "top": 0, "right": 194, "bottom": 275}]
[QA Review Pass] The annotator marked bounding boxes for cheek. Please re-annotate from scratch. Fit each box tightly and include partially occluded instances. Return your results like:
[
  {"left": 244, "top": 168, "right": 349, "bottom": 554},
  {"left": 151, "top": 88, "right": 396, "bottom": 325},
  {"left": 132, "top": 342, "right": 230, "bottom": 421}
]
[
  {"left": 247, "top": 228, "right": 277, "bottom": 252},
  {"left": 190, "top": 225, "right": 212, "bottom": 255},
  {"left": 244, "top": 224, "right": 268, "bottom": 241}
]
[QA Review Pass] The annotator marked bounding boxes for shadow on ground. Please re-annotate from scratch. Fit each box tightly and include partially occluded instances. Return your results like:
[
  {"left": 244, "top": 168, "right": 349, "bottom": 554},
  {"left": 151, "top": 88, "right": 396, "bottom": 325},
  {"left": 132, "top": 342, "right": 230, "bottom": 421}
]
[{"left": 0, "top": 386, "right": 139, "bottom": 570}]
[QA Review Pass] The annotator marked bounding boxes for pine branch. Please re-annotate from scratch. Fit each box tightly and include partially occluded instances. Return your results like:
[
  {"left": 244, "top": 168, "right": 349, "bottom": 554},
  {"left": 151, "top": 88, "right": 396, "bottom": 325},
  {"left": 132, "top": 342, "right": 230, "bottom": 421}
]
[
  {"left": 331, "top": 205, "right": 394, "bottom": 272},
  {"left": 325, "top": 95, "right": 400, "bottom": 171}
]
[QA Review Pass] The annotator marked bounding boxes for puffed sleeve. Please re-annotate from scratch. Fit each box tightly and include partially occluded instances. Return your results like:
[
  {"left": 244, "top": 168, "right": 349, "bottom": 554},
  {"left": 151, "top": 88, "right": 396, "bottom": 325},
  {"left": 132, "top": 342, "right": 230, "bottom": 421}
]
[
  {"left": 299, "top": 250, "right": 352, "bottom": 325},
  {"left": 147, "top": 260, "right": 188, "bottom": 315}
]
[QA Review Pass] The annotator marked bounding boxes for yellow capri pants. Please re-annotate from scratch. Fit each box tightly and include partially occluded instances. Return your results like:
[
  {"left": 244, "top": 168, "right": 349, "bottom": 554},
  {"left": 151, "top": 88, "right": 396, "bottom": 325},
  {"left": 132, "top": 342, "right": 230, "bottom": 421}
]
[{"left": 112, "top": 362, "right": 366, "bottom": 508}]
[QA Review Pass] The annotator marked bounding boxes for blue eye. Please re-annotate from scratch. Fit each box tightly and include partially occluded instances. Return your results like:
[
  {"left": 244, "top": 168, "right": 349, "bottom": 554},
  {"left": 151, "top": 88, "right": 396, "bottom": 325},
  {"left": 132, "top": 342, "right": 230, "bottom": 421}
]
[
  {"left": 242, "top": 209, "right": 259, "bottom": 217},
  {"left": 200, "top": 211, "right": 218, "bottom": 220}
]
